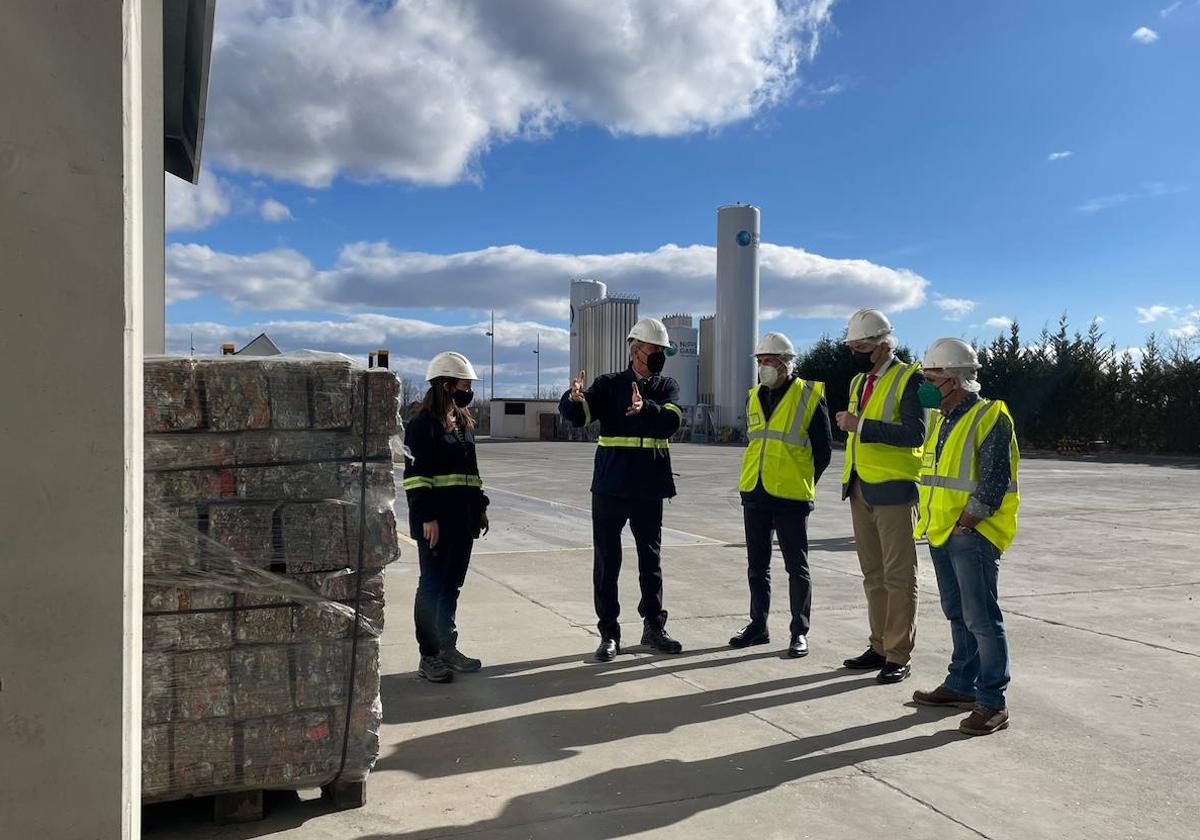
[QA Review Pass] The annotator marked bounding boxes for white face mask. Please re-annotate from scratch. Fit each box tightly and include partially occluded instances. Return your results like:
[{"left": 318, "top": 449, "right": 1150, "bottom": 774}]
[{"left": 758, "top": 364, "right": 780, "bottom": 388}]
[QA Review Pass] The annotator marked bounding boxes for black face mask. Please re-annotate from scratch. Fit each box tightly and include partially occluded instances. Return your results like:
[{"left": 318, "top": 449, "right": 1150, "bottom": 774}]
[
  {"left": 452, "top": 389, "right": 474, "bottom": 408},
  {"left": 850, "top": 349, "right": 876, "bottom": 373},
  {"left": 645, "top": 351, "right": 667, "bottom": 374}
]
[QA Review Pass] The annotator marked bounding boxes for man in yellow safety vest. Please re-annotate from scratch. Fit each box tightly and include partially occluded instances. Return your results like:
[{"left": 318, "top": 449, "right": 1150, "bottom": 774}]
[
  {"left": 911, "top": 337, "right": 1019, "bottom": 737},
  {"left": 835, "top": 309, "right": 926, "bottom": 684},
  {"left": 731, "top": 333, "right": 833, "bottom": 658}
]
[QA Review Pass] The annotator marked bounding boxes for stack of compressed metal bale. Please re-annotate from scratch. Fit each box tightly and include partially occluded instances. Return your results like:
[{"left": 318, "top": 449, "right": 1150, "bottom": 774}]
[{"left": 141, "top": 355, "right": 400, "bottom": 812}]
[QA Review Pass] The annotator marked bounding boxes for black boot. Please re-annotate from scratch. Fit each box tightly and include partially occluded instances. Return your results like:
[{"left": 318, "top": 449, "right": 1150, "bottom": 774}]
[
  {"left": 642, "top": 625, "right": 683, "bottom": 654},
  {"left": 595, "top": 637, "right": 620, "bottom": 662},
  {"left": 729, "top": 624, "right": 770, "bottom": 648},
  {"left": 418, "top": 655, "right": 453, "bottom": 683}
]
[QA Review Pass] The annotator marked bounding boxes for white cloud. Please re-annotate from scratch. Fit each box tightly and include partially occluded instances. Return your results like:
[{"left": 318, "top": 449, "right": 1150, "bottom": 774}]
[
  {"left": 1047, "top": 151, "right": 1073, "bottom": 161},
  {"left": 166, "top": 174, "right": 232, "bottom": 232},
  {"left": 1137, "top": 304, "right": 1175, "bottom": 323},
  {"left": 985, "top": 316, "right": 1013, "bottom": 329},
  {"left": 259, "top": 199, "right": 293, "bottom": 223},
  {"left": 934, "top": 296, "right": 977, "bottom": 321},
  {"left": 1076, "top": 181, "right": 1187, "bottom": 213},
  {"left": 167, "top": 240, "right": 929, "bottom": 321},
  {"left": 1160, "top": 2, "right": 1182, "bottom": 17},
  {"left": 1134, "top": 304, "right": 1200, "bottom": 340},
  {"left": 206, "top": 0, "right": 837, "bottom": 186},
  {"left": 166, "top": 314, "right": 569, "bottom": 395},
  {"left": 1131, "top": 27, "right": 1160, "bottom": 44}
]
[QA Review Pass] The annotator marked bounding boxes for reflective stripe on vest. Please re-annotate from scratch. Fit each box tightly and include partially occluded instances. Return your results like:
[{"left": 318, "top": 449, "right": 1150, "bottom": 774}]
[
  {"left": 840, "top": 361, "right": 923, "bottom": 486},
  {"left": 597, "top": 436, "right": 671, "bottom": 450},
  {"left": 739, "top": 378, "right": 824, "bottom": 501},
  {"left": 402, "top": 474, "right": 484, "bottom": 490},
  {"left": 915, "top": 399, "right": 1020, "bottom": 552}
]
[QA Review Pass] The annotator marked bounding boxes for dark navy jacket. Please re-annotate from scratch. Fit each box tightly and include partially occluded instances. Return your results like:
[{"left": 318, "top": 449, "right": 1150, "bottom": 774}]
[{"left": 559, "top": 366, "right": 682, "bottom": 499}]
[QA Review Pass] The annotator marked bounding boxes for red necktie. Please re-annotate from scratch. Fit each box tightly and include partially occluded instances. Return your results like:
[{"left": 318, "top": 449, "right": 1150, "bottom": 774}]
[{"left": 861, "top": 374, "right": 878, "bottom": 407}]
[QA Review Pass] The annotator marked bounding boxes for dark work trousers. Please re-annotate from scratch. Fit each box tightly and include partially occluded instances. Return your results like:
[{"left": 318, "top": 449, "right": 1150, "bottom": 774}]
[
  {"left": 592, "top": 493, "right": 666, "bottom": 640},
  {"left": 743, "top": 506, "right": 812, "bottom": 638},
  {"left": 413, "top": 525, "right": 475, "bottom": 657}
]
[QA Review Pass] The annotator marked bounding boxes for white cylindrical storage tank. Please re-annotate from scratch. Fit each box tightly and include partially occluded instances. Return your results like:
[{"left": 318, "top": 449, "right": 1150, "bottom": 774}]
[
  {"left": 714, "top": 204, "right": 760, "bottom": 433},
  {"left": 570, "top": 279, "right": 607, "bottom": 379},
  {"left": 661, "top": 314, "right": 699, "bottom": 406}
]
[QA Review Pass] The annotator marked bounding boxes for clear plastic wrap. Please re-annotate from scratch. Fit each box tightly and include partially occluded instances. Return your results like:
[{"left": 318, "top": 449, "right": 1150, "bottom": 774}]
[{"left": 141, "top": 354, "right": 401, "bottom": 803}]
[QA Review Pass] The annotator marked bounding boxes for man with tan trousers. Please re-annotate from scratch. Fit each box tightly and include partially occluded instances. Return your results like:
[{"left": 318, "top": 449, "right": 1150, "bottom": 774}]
[{"left": 835, "top": 309, "right": 926, "bottom": 684}]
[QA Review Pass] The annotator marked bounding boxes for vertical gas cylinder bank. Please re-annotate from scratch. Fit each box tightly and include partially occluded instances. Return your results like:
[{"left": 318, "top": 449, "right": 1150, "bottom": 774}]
[
  {"left": 569, "top": 278, "right": 607, "bottom": 378},
  {"left": 715, "top": 204, "right": 760, "bottom": 433}
]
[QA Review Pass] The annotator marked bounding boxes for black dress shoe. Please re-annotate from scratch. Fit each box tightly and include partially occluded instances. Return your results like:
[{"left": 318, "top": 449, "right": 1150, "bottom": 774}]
[
  {"left": 787, "top": 634, "right": 809, "bottom": 658},
  {"left": 729, "top": 624, "right": 770, "bottom": 648},
  {"left": 843, "top": 647, "right": 887, "bottom": 670},
  {"left": 641, "top": 626, "right": 683, "bottom": 654},
  {"left": 877, "top": 662, "right": 911, "bottom": 684},
  {"left": 595, "top": 638, "right": 619, "bottom": 662}
]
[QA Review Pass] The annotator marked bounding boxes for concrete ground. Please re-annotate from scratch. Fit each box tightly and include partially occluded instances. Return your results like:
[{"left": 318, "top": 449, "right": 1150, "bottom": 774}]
[{"left": 145, "top": 442, "right": 1200, "bottom": 840}]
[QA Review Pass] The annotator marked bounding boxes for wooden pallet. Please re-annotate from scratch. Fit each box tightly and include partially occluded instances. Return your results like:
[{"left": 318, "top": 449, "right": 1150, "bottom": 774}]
[{"left": 207, "top": 780, "right": 367, "bottom": 825}]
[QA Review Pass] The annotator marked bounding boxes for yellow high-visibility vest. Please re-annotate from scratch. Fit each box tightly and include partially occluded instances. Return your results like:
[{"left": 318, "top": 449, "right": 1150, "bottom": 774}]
[
  {"left": 840, "top": 361, "right": 923, "bottom": 486},
  {"left": 739, "top": 378, "right": 825, "bottom": 502},
  {"left": 914, "top": 399, "right": 1020, "bottom": 551}
]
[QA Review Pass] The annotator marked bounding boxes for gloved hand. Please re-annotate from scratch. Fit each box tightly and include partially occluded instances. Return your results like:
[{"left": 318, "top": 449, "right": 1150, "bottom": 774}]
[{"left": 478, "top": 509, "right": 489, "bottom": 537}]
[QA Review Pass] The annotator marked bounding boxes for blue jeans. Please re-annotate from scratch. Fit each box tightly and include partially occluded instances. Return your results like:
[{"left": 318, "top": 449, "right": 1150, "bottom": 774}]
[{"left": 928, "top": 530, "right": 1011, "bottom": 709}]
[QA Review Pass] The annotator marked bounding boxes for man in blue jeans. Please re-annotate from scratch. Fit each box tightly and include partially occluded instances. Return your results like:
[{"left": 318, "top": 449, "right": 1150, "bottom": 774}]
[{"left": 911, "top": 338, "right": 1020, "bottom": 736}]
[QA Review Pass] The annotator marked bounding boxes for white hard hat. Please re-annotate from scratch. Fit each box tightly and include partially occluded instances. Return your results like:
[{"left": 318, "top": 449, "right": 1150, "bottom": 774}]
[
  {"left": 845, "top": 309, "right": 893, "bottom": 344},
  {"left": 923, "top": 338, "right": 980, "bottom": 370},
  {"left": 753, "top": 332, "right": 796, "bottom": 358},
  {"left": 425, "top": 351, "right": 480, "bottom": 382},
  {"left": 628, "top": 317, "right": 670, "bottom": 347}
]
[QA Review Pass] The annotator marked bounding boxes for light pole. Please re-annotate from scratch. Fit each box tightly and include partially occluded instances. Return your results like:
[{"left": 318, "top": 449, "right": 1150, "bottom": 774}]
[
  {"left": 485, "top": 311, "right": 495, "bottom": 400},
  {"left": 533, "top": 332, "right": 541, "bottom": 397}
]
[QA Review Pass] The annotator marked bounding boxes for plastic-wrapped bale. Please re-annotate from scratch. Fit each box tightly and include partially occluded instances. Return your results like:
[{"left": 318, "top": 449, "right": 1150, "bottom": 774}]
[{"left": 141, "top": 355, "right": 400, "bottom": 812}]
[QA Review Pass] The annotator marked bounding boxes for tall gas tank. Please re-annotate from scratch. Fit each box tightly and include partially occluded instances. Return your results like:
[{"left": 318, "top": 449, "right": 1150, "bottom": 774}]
[
  {"left": 569, "top": 278, "right": 607, "bottom": 378},
  {"left": 714, "top": 204, "right": 760, "bottom": 433},
  {"left": 661, "top": 314, "right": 699, "bottom": 406}
]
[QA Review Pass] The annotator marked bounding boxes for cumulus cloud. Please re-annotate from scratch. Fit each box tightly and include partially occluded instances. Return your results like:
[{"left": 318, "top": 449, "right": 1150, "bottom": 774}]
[
  {"left": 166, "top": 314, "right": 568, "bottom": 395},
  {"left": 985, "top": 316, "right": 1014, "bottom": 329},
  {"left": 259, "top": 199, "right": 293, "bottom": 223},
  {"left": 166, "top": 174, "right": 232, "bottom": 232},
  {"left": 1131, "top": 26, "right": 1160, "bottom": 44},
  {"left": 1047, "top": 151, "right": 1073, "bottom": 161},
  {"left": 1137, "top": 304, "right": 1175, "bottom": 323},
  {"left": 934, "top": 296, "right": 977, "bottom": 321},
  {"left": 206, "top": 0, "right": 837, "bottom": 186},
  {"left": 1134, "top": 304, "right": 1200, "bottom": 340},
  {"left": 167, "top": 240, "right": 928, "bottom": 321}
]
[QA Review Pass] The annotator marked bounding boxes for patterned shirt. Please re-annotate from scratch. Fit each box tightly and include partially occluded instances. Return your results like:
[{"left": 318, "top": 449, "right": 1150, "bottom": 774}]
[{"left": 934, "top": 393, "right": 1013, "bottom": 519}]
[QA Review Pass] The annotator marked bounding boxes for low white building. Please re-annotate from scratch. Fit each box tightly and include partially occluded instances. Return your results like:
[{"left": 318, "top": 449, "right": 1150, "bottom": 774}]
[{"left": 489, "top": 399, "right": 562, "bottom": 440}]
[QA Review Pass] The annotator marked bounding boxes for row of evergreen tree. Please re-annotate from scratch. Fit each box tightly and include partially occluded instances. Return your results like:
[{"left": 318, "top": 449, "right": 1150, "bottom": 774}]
[{"left": 793, "top": 316, "right": 1200, "bottom": 454}]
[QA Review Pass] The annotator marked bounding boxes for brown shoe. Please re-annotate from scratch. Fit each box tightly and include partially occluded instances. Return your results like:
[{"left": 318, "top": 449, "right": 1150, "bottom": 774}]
[
  {"left": 959, "top": 704, "right": 1010, "bottom": 736},
  {"left": 913, "top": 685, "right": 976, "bottom": 709}
]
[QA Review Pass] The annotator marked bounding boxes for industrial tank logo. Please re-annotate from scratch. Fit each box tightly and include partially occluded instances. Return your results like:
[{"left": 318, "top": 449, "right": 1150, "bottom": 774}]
[{"left": 736, "top": 230, "right": 758, "bottom": 247}]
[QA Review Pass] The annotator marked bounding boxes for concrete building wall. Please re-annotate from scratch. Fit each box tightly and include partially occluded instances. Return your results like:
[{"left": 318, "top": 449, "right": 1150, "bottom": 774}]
[
  {"left": 143, "top": 0, "right": 165, "bottom": 355},
  {"left": 0, "top": 2, "right": 147, "bottom": 837}
]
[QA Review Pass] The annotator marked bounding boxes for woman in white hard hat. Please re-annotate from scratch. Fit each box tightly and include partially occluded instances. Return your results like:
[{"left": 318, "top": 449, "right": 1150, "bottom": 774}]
[
  {"left": 836, "top": 308, "right": 926, "bottom": 685},
  {"left": 402, "top": 351, "right": 490, "bottom": 684},
  {"left": 911, "top": 338, "right": 1019, "bottom": 736}
]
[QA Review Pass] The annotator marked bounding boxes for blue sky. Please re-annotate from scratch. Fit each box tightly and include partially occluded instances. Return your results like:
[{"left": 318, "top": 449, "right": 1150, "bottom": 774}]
[{"left": 167, "top": 0, "right": 1199, "bottom": 393}]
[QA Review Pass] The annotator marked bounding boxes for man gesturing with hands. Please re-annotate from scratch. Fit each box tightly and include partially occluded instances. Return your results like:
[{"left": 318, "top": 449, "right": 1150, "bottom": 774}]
[{"left": 559, "top": 318, "right": 686, "bottom": 661}]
